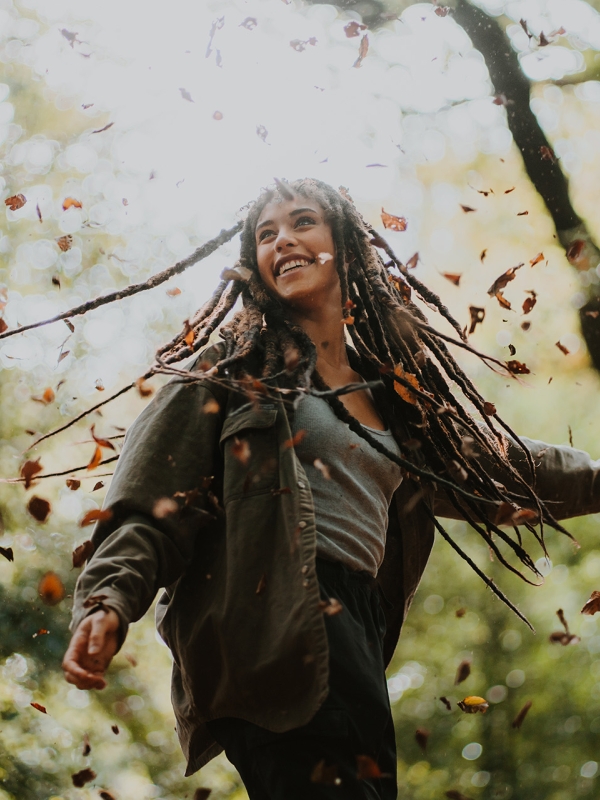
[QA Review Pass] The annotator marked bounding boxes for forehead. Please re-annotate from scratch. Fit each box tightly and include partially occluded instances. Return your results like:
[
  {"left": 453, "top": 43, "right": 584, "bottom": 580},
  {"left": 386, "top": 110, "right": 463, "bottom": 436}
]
[{"left": 255, "top": 196, "right": 324, "bottom": 229}]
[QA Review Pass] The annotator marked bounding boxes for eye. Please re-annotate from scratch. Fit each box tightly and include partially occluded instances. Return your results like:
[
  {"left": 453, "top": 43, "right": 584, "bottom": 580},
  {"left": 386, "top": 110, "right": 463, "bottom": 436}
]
[
  {"left": 258, "top": 228, "right": 276, "bottom": 242},
  {"left": 295, "top": 215, "right": 316, "bottom": 227}
]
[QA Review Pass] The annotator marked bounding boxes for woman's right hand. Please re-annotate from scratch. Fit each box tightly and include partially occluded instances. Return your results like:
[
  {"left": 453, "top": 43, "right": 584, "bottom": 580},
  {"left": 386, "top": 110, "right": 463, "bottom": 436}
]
[{"left": 62, "top": 608, "right": 121, "bottom": 690}]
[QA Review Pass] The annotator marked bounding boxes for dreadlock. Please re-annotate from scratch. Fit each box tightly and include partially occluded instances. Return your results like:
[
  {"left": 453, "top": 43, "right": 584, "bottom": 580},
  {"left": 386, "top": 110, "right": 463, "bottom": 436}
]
[{"left": 154, "top": 177, "right": 570, "bottom": 625}]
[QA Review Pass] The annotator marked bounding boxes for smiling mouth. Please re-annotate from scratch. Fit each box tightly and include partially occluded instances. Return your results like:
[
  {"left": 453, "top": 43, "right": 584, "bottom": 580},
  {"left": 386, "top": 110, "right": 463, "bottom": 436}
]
[{"left": 276, "top": 258, "right": 315, "bottom": 277}]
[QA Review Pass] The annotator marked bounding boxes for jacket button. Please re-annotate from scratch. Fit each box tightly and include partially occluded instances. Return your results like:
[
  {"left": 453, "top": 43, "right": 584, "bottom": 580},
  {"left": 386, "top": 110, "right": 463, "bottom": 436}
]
[
  {"left": 298, "top": 521, "right": 307, "bottom": 529},
  {"left": 298, "top": 481, "right": 306, "bottom": 489}
]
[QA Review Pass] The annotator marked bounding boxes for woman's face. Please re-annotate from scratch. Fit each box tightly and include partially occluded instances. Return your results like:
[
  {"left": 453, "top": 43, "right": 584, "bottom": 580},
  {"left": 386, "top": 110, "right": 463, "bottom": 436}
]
[{"left": 255, "top": 195, "right": 341, "bottom": 313}]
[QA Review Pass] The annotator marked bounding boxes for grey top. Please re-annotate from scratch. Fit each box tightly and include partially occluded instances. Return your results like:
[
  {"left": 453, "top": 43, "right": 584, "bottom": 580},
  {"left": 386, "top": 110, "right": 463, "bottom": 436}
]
[{"left": 293, "top": 393, "right": 404, "bottom": 576}]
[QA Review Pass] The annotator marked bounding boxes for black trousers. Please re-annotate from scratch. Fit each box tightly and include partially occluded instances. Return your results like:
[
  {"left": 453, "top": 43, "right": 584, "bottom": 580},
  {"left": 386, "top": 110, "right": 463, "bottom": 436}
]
[{"left": 206, "top": 558, "right": 397, "bottom": 799}]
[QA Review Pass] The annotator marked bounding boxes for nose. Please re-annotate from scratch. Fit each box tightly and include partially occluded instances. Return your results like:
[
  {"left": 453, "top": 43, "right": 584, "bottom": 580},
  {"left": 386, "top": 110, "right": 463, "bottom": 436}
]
[{"left": 274, "top": 226, "right": 298, "bottom": 252}]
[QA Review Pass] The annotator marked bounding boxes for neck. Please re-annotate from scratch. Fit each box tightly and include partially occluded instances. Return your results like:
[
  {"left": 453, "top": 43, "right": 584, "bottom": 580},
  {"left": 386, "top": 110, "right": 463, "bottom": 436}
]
[{"left": 289, "top": 303, "right": 349, "bottom": 370}]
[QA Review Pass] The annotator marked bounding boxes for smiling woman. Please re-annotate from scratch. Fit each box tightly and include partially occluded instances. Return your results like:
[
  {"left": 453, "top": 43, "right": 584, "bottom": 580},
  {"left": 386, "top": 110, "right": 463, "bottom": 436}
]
[{"left": 62, "top": 178, "right": 600, "bottom": 800}]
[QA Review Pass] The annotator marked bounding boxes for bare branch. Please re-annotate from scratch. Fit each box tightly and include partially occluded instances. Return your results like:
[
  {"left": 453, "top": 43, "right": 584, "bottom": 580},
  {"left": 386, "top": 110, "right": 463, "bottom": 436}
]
[{"left": 0, "top": 456, "right": 119, "bottom": 484}]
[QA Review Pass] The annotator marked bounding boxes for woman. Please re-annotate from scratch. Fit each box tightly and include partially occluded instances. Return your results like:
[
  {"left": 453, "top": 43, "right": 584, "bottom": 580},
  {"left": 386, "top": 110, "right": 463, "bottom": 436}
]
[{"left": 62, "top": 178, "right": 600, "bottom": 799}]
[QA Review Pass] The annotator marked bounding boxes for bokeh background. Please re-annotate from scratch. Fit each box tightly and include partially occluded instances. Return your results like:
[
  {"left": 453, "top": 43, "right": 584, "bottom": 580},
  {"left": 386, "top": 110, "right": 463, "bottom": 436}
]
[{"left": 2, "top": 0, "right": 600, "bottom": 798}]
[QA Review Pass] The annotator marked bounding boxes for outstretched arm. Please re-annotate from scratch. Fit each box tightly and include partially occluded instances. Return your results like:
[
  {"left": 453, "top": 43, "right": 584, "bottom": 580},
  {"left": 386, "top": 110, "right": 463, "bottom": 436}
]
[{"left": 62, "top": 608, "right": 121, "bottom": 690}]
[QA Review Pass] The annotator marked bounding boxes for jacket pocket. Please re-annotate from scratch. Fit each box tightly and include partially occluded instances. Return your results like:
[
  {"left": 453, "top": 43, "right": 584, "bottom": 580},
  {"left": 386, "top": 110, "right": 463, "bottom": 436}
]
[{"left": 219, "top": 406, "right": 279, "bottom": 500}]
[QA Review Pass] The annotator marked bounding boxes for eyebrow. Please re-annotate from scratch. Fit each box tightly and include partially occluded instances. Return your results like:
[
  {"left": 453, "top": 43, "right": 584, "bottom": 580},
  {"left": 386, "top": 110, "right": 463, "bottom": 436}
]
[{"left": 255, "top": 207, "right": 320, "bottom": 233}]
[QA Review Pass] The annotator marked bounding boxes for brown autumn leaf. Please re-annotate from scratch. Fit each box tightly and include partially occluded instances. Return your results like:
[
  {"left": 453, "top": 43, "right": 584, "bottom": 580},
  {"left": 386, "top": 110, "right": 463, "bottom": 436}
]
[
  {"left": 445, "top": 791, "right": 472, "bottom": 800},
  {"left": 232, "top": 437, "right": 251, "bottom": 466},
  {"left": 32, "top": 628, "right": 49, "bottom": 638},
  {"left": 91, "top": 424, "right": 116, "bottom": 451},
  {"left": 495, "top": 291, "right": 511, "bottom": 310},
  {"left": 381, "top": 208, "right": 407, "bottom": 232},
  {"left": 20, "top": 458, "right": 43, "bottom": 489},
  {"left": 124, "top": 652, "right": 138, "bottom": 667},
  {"left": 487, "top": 264, "right": 523, "bottom": 296},
  {"left": 153, "top": 497, "right": 179, "bottom": 518},
  {"left": 38, "top": 572, "right": 65, "bottom": 605},
  {"left": 80, "top": 508, "right": 113, "bottom": 527},
  {"left": 71, "top": 768, "right": 96, "bottom": 788},
  {"left": 581, "top": 591, "right": 600, "bottom": 615},
  {"left": 468, "top": 306, "right": 485, "bottom": 335},
  {"left": 540, "top": 145, "right": 556, "bottom": 163},
  {"left": 256, "top": 573, "right": 267, "bottom": 595},
  {"left": 66, "top": 478, "right": 81, "bottom": 490},
  {"left": 344, "top": 20, "right": 367, "bottom": 37},
  {"left": 63, "top": 197, "right": 83, "bottom": 210},
  {"left": 393, "top": 365, "right": 421, "bottom": 404},
  {"left": 506, "top": 360, "right": 530, "bottom": 375},
  {"left": 318, "top": 598, "right": 343, "bottom": 616},
  {"left": 313, "top": 458, "right": 331, "bottom": 480},
  {"left": 56, "top": 234, "right": 73, "bottom": 252},
  {"left": 99, "top": 791, "right": 117, "bottom": 800},
  {"left": 504, "top": 186, "right": 515, "bottom": 194},
  {"left": 0, "top": 546, "right": 14, "bottom": 562},
  {"left": 495, "top": 502, "right": 538, "bottom": 527},
  {"left": 406, "top": 252, "right": 419, "bottom": 270},
  {"left": 5, "top": 193, "right": 26, "bottom": 210},
  {"left": 460, "top": 204, "right": 476, "bottom": 213},
  {"left": 30, "top": 702, "right": 47, "bottom": 714},
  {"left": 240, "top": 16, "right": 257, "bottom": 29},
  {"left": 457, "top": 696, "right": 489, "bottom": 714},
  {"left": 32, "top": 386, "right": 55, "bottom": 404},
  {"left": 440, "top": 695, "right": 452, "bottom": 710},
  {"left": 512, "top": 700, "right": 533, "bottom": 729},
  {"left": 455, "top": 607, "right": 466, "bottom": 618},
  {"left": 434, "top": 5, "right": 451, "bottom": 16},
  {"left": 522, "top": 291, "right": 537, "bottom": 314},
  {"left": 517, "top": 210, "right": 529, "bottom": 216},
  {"left": 310, "top": 759, "right": 339, "bottom": 785},
  {"left": 529, "top": 252, "right": 544, "bottom": 266},
  {"left": 454, "top": 659, "right": 471, "bottom": 685},
  {"left": 0, "top": 318, "right": 7, "bottom": 334},
  {"left": 87, "top": 445, "right": 103, "bottom": 471},
  {"left": 27, "top": 496, "right": 51, "bottom": 523},
  {"left": 193, "top": 790, "right": 212, "bottom": 800},
  {"left": 111, "top": 724, "right": 119, "bottom": 734},
  {"left": 442, "top": 272, "right": 461, "bottom": 286},
  {"left": 82, "top": 733, "right": 91, "bottom": 756},
  {"left": 480, "top": 248, "right": 487, "bottom": 262},
  {"left": 72, "top": 540, "right": 94, "bottom": 568},
  {"left": 353, "top": 33, "right": 369, "bottom": 67},
  {"left": 415, "top": 728, "right": 430, "bottom": 752},
  {"left": 135, "top": 377, "right": 154, "bottom": 397},
  {"left": 550, "top": 608, "right": 580, "bottom": 645},
  {"left": 483, "top": 401, "right": 496, "bottom": 416},
  {"left": 555, "top": 341, "right": 569, "bottom": 356},
  {"left": 521, "top": 321, "right": 531, "bottom": 331},
  {"left": 356, "top": 755, "right": 390, "bottom": 779},
  {"left": 566, "top": 239, "right": 585, "bottom": 264},
  {"left": 92, "top": 481, "right": 104, "bottom": 491}
]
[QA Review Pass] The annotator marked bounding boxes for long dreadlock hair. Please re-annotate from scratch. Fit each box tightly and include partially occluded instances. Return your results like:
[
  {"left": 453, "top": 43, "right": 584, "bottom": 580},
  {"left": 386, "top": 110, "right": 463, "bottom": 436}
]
[{"left": 154, "top": 177, "right": 571, "bottom": 626}]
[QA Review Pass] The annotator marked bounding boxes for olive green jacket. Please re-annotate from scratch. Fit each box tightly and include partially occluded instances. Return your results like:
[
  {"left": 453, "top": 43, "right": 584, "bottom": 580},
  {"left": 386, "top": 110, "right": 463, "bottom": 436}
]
[{"left": 71, "top": 344, "right": 600, "bottom": 775}]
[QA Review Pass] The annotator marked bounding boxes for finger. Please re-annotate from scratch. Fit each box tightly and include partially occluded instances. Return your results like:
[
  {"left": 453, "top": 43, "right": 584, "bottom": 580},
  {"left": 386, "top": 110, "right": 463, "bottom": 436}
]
[
  {"left": 88, "top": 613, "right": 108, "bottom": 655},
  {"left": 62, "top": 657, "right": 106, "bottom": 690}
]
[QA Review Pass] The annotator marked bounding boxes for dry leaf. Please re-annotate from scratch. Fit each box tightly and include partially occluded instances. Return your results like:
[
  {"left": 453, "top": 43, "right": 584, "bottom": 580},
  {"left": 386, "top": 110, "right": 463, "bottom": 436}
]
[
  {"left": 0, "top": 318, "right": 7, "bottom": 334},
  {"left": 440, "top": 696, "right": 452, "bottom": 710},
  {"left": 353, "top": 34, "right": 369, "bottom": 67},
  {"left": 66, "top": 478, "right": 81, "bottom": 490},
  {"left": 310, "top": 759, "right": 339, "bottom": 785},
  {"left": 57, "top": 235, "right": 73, "bottom": 252},
  {"left": 495, "top": 291, "right": 511, "bottom": 310},
  {"left": 480, "top": 249, "right": 487, "bottom": 262},
  {"left": 240, "top": 17, "right": 257, "bottom": 29},
  {"left": 153, "top": 497, "right": 179, "bottom": 518},
  {"left": 521, "top": 321, "right": 531, "bottom": 331},
  {"left": 517, "top": 210, "right": 529, "bottom": 216},
  {"left": 5, "top": 193, "right": 26, "bottom": 210},
  {"left": 460, "top": 204, "right": 476, "bottom": 213},
  {"left": 21, "top": 458, "right": 43, "bottom": 489},
  {"left": 506, "top": 360, "right": 530, "bottom": 375},
  {"left": 71, "top": 768, "right": 96, "bottom": 788},
  {"left": 455, "top": 659, "right": 471, "bottom": 685},
  {"left": 80, "top": 508, "right": 113, "bottom": 527},
  {"left": 256, "top": 573, "right": 267, "bottom": 595},
  {"left": 555, "top": 341, "right": 569, "bottom": 356},
  {"left": 27, "top": 496, "right": 51, "bottom": 523},
  {"left": 193, "top": 790, "right": 212, "bottom": 800},
  {"left": 0, "top": 546, "right": 14, "bottom": 562},
  {"left": 38, "top": 572, "right": 65, "bottom": 605},
  {"left": 393, "top": 365, "right": 421, "bottom": 404},
  {"left": 135, "top": 377, "right": 154, "bottom": 397},
  {"left": 87, "top": 445, "right": 103, "bottom": 471},
  {"left": 62, "top": 197, "right": 82, "bottom": 210},
  {"left": 415, "top": 728, "right": 429, "bottom": 752},
  {"left": 550, "top": 608, "right": 580, "bottom": 645},
  {"left": 581, "top": 591, "right": 600, "bottom": 615},
  {"left": 455, "top": 608, "right": 466, "bottom": 618},
  {"left": 356, "top": 755, "right": 389, "bottom": 779},
  {"left": 540, "top": 145, "right": 556, "bottom": 163},
  {"left": 318, "top": 597, "right": 343, "bottom": 616},
  {"left": 483, "top": 401, "right": 496, "bottom": 416},
  {"left": 91, "top": 424, "right": 116, "bottom": 451},
  {"left": 166, "top": 287, "right": 181, "bottom": 296},
  {"left": 344, "top": 20, "right": 367, "bottom": 37},
  {"left": 529, "top": 252, "right": 544, "bottom": 266},
  {"left": 72, "top": 540, "right": 94, "bottom": 568},
  {"left": 92, "top": 481, "right": 104, "bottom": 491},
  {"left": 442, "top": 272, "right": 461, "bottom": 286},
  {"left": 457, "top": 696, "right": 488, "bottom": 714},
  {"left": 232, "top": 437, "right": 251, "bottom": 465},
  {"left": 445, "top": 791, "right": 472, "bottom": 800},
  {"left": 111, "top": 724, "right": 119, "bottom": 734},
  {"left": 512, "top": 700, "right": 532, "bottom": 729},
  {"left": 203, "top": 399, "right": 220, "bottom": 414},
  {"left": 82, "top": 733, "right": 91, "bottom": 756},
  {"left": 468, "top": 306, "right": 485, "bottom": 335},
  {"left": 99, "top": 791, "right": 117, "bottom": 800},
  {"left": 406, "top": 252, "right": 419, "bottom": 270},
  {"left": 522, "top": 292, "right": 537, "bottom": 315},
  {"left": 313, "top": 458, "right": 331, "bottom": 480},
  {"left": 381, "top": 208, "right": 407, "bottom": 232},
  {"left": 32, "top": 628, "right": 49, "bottom": 638},
  {"left": 488, "top": 264, "right": 523, "bottom": 296},
  {"left": 30, "top": 702, "right": 47, "bottom": 714},
  {"left": 566, "top": 240, "right": 585, "bottom": 264}
]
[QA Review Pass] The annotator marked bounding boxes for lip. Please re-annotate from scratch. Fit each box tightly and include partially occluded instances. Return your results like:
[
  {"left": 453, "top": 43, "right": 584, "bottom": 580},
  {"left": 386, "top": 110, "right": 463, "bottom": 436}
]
[{"left": 273, "top": 254, "right": 315, "bottom": 277}]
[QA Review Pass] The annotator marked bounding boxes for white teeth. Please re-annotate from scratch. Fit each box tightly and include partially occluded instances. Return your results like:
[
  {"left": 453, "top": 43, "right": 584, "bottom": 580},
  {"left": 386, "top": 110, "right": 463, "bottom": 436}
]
[{"left": 278, "top": 259, "right": 311, "bottom": 275}]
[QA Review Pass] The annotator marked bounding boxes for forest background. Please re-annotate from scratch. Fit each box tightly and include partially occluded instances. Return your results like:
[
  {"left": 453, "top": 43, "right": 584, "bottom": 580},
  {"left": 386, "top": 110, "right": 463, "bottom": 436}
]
[{"left": 1, "top": 0, "right": 600, "bottom": 798}]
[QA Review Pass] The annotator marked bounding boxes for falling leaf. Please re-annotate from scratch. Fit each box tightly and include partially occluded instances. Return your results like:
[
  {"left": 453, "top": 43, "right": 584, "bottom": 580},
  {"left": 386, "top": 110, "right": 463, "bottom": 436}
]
[
  {"left": 56, "top": 234, "right": 73, "bottom": 252},
  {"left": 480, "top": 249, "right": 487, "bottom": 262},
  {"left": 93, "top": 122, "right": 114, "bottom": 134},
  {"left": 550, "top": 608, "right": 580, "bottom": 645},
  {"left": 493, "top": 93, "right": 509, "bottom": 106},
  {"left": 313, "top": 458, "right": 331, "bottom": 480},
  {"left": 36, "top": 203, "right": 43, "bottom": 222},
  {"left": 62, "top": 197, "right": 82, "bottom": 210},
  {"left": 80, "top": 508, "right": 113, "bottom": 527},
  {"left": 66, "top": 478, "right": 81, "bottom": 490},
  {"left": 179, "top": 87, "right": 193, "bottom": 102},
  {"left": 522, "top": 292, "right": 537, "bottom": 314},
  {"left": 406, "top": 252, "right": 419, "bottom": 269},
  {"left": 512, "top": 700, "right": 533, "bottom": 729},
  {"left": 581, "top": 591, "right": 600, "bottom": 615},
  {"left": 468, "top": 306, "right": 485, "bottom": 335},
  {"left": 517, "top": 210, "right": 529, "bottom": 216},
  {"left": 440, "top": 696, "right": 452, "bottom": 710},
  {"left": 32, "top": 386, "right": 56, "bottom": 405},
  {"left": 393, "top": 365, "right": 423, "bottom": 405},
  {"left": 111, "top": 724, "right": 119, "bottom": 735},
  {"left": 290, "top": 37, "right": 317, "bottom": 52},
  {"left": 506, "top": 360, "right": 530, "bottom": 375},
  {"left": 487, "top": 264, "right": 523, "bottom": 296},
  {"left": 521, "top": 321, "right": 531, "bottom": 331},
  {"left": 231, "top": 437, "right": 251, "bottom": 466},
  {"left": 30, "top": 702, "right": 47, "bottom": 714},
  {"left": 540, "top": 145, "right": 556, "bottom": 163},
  {"left": 495, "top": 292, "right": 511, "bottom": 310},
  {"left": 482, "top": 401, "right": 496, "bottom": 416},
  {"left": 212, "top": 111, "right": 223, "bottom": 120},
  {"left": 284, "top": 429, "right": 307, "bottom": 449},
  {"left": 28, "top": 496, "right": 51, "bottom": 523},
  {"left": 529, "top": 252, "right": 544, "bottom": 266},
  {"left": 442, "top": 272, "right": 461, "bottom": 286},
  {"left": 256, "top": 573, "right": 267, "bottom": 595},
  {"left": 457, "top": 696, "right": 489, "bottom": 714},
  {"left": 566, "top": 239, "right": 585, "bottom": 264},
  {"left": 454, "top": 659, "right": 472, "bottom": 685},
  {"left": 555, "top": 341, "right": 569, "bottom": 355},
  {"left": 99, "top": 791, "right": 117, "bottom": 800},
  {"left": 504, "top": 187, "right": 515, "bottom": 194},
  {"left": 91, "top": 424, "right": 116, "bottom": 451},
  {"left": 203, "top": 399, "right": 220, "bottom": 414},
  {"left": 0, "top": 546, "right": 14, "bottom": 562},
  {"left": 72, "top": 540, "right": 94, "bottom": 568},
  {"left": 87, "top": 445, "right": 103, "bottom": 471},
  {"left": 256, "top": 125, "right": 268, "bottom": 142},
  {"left": 135, "top": 377, "right": 153, "bottom": 397},
  {"left": 32, "top": 628, "right": 49, "bottom": 638},
  {"left": 38, "top": 572, "right": 65, "bottom": 605},
  {"left": 193, "top": 790, "right": 212, "bottom": 800},
  {"left": 153, "top": 497, "right": 179, "bottom": 518},
  {"left": 95, "top": 378, "right": 104, "bottom": 391},
  {"left": 5, "top": 193, "right": 27, "bottom": 210},
  {"left": 65, "top": 319, "right": 75, "bottom": 332},
  {"left": 82, "top": 734, "right": 91, "bottom": 756},
  {"left": 310, "top": 760, "right": 339, "bottom": 785},
  {"left": 344, "top": 20, "right": 367, "bottom": 37},
  {"left": 20, "top": 458, "right": 43, "bottom": 489},
  {"left": 460, "top": 204, "right": 476, "bottom": 213},
  {"left": 353, "top": 34, "right": 369, "bottom": 67},
  {"left": 415, "top": 728, "right": 430, "bottom": 752},
  {"left": 455, "top": 607, "right": 466, "bottom": 618},
  {"left": 318, "top": 597, "right": 343, "bottom": 616},
  {"left": 0, "top": 318, "right": 7, "bottom": 334},
  {"left": 240, "top": 17, "right": 257, "bottom": 29},
  {"left": 445, "top": 791, "right": 472, "bottom": 800},
  {"left": 520, "top": 18, "right": 532, "bottom": 38},
  {"left": 434, "top": 5, "right": 451, "bottom": 16},
  {"left": 72, "top": 768, "right": 96, "bottom": 788},
  {"left": 166, "top": 287, "right": 181, "bottom": 296},
  {"left": 356, "top": 755, "right": 389, "bottom": 779},
  {"left": 381, "top": 209, "right": 407, "bottom": 231}
]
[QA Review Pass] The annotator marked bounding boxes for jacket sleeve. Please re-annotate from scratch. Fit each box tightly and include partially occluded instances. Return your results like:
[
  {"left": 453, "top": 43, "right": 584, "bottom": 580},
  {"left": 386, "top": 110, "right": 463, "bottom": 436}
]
[
  {"left": 70, "top": 352, "right": 226, "bottom": 641},
  {"left": 434, "top": 433, "right": 600, "bottom": 522}
]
